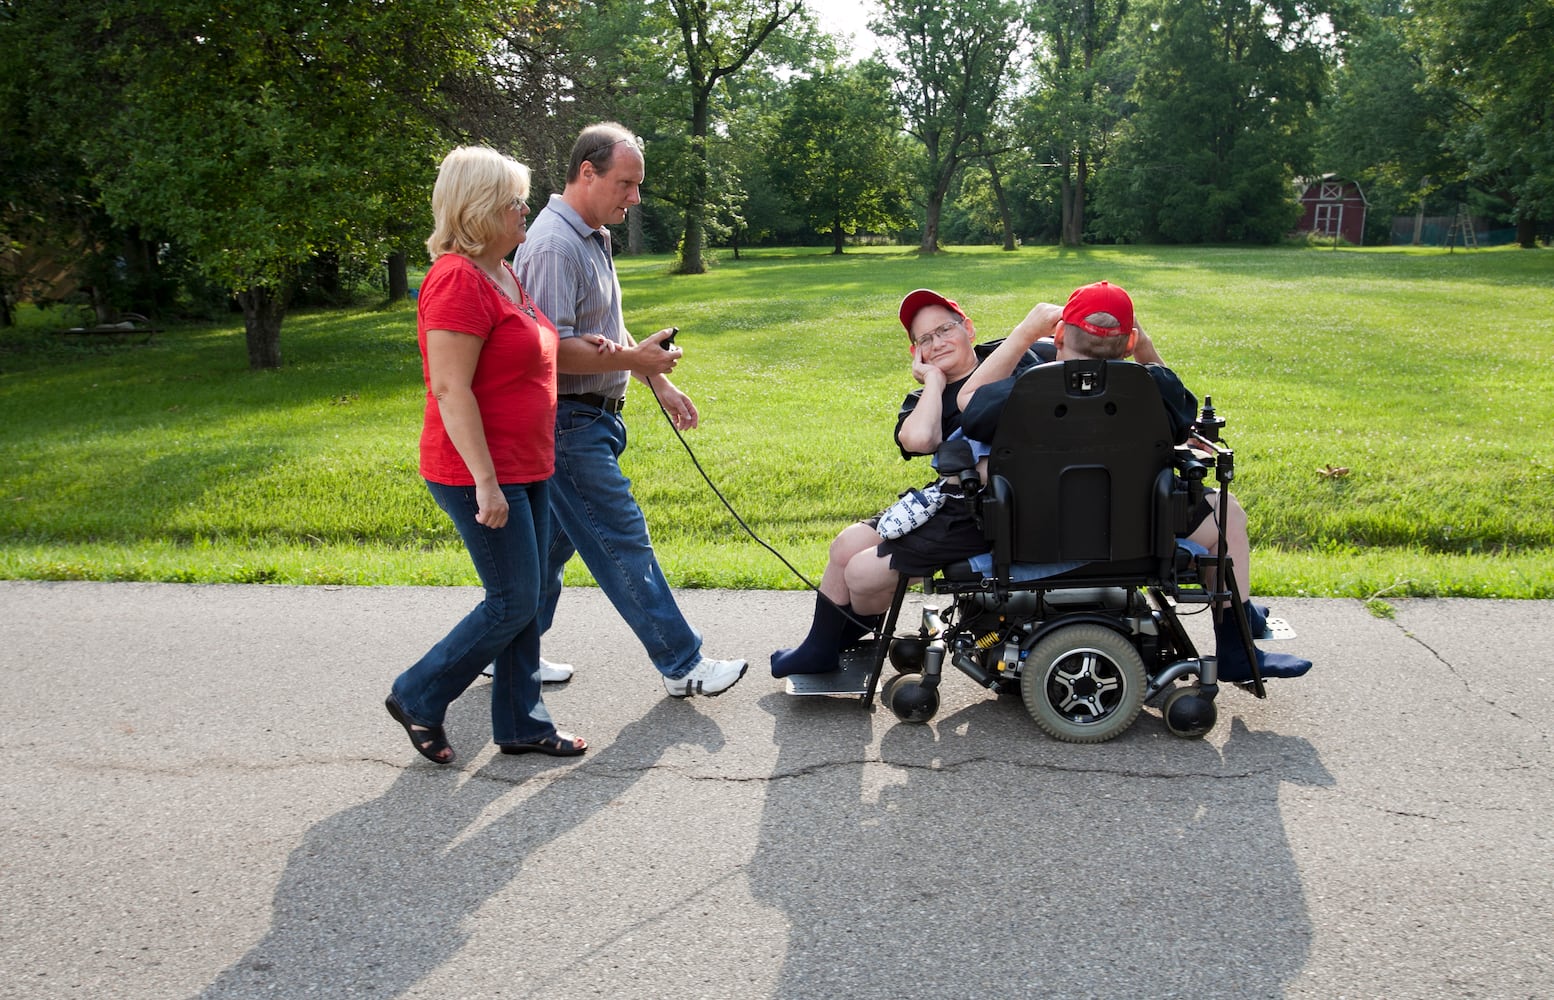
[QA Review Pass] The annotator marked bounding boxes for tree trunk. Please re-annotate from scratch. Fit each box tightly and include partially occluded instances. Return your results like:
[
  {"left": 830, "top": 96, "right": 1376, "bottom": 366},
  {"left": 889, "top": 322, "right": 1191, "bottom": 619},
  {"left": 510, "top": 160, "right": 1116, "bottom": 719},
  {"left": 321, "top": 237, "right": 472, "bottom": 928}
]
[
  {"left": 679, "top": 98, "right": 711, "bottom": 274},
  {"left": 919, "top": 150, "right": 956, "bottom": 254},
  {"left": 1517, "top": 217, "right": 1537, "bottom": 249},
  {"left": 238, "top": 285, "right": 286, "bottom": 370},
  {"left": 987, "top": 157, "right": 1016, "bottom": 251},
  {"left": 919, "top": 192, "right": 943, "bottom": 254},
  {"left": 387, "top": 251, "right": 408, "bottom": 302},
  {"left": 833, "top": 211, "right": 845, "bottom": 255},
  {"left": 627, "top": 208, "right": 643, "bottom": 255},
  {"left": 1061, "top": 150, "right": 1088, "bottom": 247},
  {"left": 680, "top": 201, "right": 706, "bottom": 274}
]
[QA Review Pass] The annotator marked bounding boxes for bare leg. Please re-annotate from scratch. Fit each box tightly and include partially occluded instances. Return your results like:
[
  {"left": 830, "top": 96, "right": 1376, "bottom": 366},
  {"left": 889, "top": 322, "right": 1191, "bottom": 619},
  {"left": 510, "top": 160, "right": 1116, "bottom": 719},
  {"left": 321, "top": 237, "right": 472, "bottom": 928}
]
[
  {"left": 842, "top": 547, "right": 906, "bottom": 617},
  {"left": 820, "top": 522, "right": 884, "bottom": 604},
  {"left": 1185, "top": 489, "right": 1250, "bottom": 595}
]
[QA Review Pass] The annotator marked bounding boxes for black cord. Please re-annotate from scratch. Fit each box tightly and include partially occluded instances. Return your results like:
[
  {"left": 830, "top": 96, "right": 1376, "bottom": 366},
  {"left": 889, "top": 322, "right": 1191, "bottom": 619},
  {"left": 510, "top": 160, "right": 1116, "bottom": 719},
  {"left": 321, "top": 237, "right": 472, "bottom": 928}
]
[
  {"left": 645, "top": 378, "right": 821, "bottom": 592},
  {"left": 643, "top": 378, "right": 899, "bottom": 639}
]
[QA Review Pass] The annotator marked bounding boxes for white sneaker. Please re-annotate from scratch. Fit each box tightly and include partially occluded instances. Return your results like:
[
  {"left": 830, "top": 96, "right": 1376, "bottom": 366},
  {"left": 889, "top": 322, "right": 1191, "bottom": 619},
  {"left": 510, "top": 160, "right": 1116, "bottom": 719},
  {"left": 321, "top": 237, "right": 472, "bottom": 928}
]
[
  {"left": 539, "top": 658, "right": 574, "bottom": 683},
  {"left": 481, "top": 657, "right": 575, "bottom": 683},
  {"left": 663, "top": 656, "right": 749, "bottom": 698}
]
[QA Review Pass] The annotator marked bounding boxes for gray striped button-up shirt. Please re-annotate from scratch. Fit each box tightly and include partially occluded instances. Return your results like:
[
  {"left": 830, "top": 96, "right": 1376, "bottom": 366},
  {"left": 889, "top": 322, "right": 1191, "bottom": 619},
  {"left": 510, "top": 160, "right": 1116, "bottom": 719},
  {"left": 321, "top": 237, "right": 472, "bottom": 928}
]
[{"left": 513, "top": 193, "right": 630, "bottom": 400}]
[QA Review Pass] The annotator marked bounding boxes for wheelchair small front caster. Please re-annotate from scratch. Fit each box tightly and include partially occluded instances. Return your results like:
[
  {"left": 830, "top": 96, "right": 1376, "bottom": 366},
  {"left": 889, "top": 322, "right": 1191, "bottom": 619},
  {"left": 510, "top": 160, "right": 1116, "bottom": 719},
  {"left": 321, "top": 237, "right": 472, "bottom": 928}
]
[
  {"left": 877, "top": 670, "right": 907, "bottom": 706},
  {"left": 888, "top": 636, "right": 927, "bottom": 673},
  {"left": 1162, "top": 685, "right": 1216, "bottom": 738},
  {"left": 886, "top": 673, "right": 939, "bottom": 723}
]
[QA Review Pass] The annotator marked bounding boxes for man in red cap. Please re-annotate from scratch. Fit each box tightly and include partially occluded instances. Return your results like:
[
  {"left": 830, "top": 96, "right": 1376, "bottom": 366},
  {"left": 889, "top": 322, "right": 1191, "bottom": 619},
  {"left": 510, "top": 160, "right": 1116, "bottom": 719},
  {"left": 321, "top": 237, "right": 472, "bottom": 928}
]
[
  {"left": 949, "top": 279, "right": 1312, "bottom": 682},
  {"left": 770, "top": 289, "right": 1054, "bottom": 678}
]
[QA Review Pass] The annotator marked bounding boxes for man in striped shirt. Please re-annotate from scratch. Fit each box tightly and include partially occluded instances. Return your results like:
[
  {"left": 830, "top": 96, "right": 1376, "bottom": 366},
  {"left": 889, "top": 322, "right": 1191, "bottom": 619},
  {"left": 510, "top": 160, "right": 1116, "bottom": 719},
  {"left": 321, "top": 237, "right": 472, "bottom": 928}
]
[{"left": 512, "top": 122, "right": 748, "bottom": 700}]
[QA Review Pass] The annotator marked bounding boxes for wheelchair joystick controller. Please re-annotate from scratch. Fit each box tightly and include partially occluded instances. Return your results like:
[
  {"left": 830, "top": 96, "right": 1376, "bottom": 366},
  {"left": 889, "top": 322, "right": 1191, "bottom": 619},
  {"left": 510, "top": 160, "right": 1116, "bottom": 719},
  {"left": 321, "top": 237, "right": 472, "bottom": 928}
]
[{"left": 1196, "top": 396, "right": 1226, "bottom": 442}]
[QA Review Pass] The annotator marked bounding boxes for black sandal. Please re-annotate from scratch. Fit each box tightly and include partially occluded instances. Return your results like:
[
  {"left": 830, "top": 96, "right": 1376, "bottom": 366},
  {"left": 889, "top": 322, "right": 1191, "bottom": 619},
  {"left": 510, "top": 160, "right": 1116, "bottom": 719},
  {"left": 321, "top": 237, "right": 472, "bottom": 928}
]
[
  {"left": 385, "top": 694, "right": 454, "bottom": 764},
  {"left": 498, "top": 731, "right": 588, "bottom": 757}
]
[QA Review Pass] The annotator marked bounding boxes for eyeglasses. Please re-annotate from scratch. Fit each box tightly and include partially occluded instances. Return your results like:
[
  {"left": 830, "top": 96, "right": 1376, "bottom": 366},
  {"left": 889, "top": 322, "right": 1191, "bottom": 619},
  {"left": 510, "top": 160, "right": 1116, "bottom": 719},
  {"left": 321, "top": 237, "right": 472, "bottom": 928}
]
[{"left": 912, "top": 318, "right": 964, "bottom": 347}]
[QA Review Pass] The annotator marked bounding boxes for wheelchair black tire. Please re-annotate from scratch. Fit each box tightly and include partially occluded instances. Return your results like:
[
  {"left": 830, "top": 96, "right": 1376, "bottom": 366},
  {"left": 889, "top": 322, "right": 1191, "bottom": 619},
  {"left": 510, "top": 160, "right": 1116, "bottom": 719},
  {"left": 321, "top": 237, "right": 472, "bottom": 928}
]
[
  {"left": 1021, "top": 624, "right": 1147, "bottom": 743},
  {"left": 885, "top": 673, "right": 940, "bottom": 724}
]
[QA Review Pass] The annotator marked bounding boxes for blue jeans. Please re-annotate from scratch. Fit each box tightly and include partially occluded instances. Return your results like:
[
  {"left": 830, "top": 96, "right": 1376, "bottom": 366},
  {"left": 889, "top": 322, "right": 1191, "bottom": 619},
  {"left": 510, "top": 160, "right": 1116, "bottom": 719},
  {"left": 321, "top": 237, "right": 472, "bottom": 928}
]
[
  {"left": 540, "top": 400, "right": 702, "bottom": 678},
  {"left": 391, "top": 479, "right": 557, "bottom": 745}
]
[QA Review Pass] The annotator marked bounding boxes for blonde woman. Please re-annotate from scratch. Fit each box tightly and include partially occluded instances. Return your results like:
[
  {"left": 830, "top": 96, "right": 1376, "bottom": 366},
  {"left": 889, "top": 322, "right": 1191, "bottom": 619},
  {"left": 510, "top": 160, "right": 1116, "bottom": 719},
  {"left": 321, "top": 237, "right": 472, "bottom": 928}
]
[{"left": 385, "top": 146, "right": 586, "bottom": 763}]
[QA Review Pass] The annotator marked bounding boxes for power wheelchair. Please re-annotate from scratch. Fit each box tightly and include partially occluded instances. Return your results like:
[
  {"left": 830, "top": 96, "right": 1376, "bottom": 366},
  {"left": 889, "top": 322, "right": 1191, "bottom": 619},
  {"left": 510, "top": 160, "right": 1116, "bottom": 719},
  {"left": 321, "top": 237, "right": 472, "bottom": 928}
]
[{"left": 786, "top": 358, "right": 1287, "bottom": 743}]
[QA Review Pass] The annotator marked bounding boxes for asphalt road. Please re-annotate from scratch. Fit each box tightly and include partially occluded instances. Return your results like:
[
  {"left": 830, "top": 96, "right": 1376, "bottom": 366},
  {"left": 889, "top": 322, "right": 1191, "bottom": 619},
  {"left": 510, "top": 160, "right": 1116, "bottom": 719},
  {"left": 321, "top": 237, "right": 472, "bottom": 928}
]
[{"left": 2, "top": 581, "right": 1549, "bottom": 999}]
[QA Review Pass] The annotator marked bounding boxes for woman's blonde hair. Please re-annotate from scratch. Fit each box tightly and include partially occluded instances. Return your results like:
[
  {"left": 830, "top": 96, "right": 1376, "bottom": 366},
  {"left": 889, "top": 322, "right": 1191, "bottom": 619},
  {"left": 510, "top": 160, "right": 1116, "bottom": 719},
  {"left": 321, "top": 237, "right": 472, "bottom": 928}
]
[{"left": 425, "top": 146, "right": 531, "bottom": 260}]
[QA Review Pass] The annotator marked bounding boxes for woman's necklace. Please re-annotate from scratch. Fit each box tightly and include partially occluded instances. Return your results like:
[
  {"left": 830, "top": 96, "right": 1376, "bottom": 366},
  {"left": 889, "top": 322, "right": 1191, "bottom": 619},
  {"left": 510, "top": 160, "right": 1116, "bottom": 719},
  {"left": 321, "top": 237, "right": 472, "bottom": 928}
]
[{"left": 471, "top": 259, "right": 536, "bottom": 319}]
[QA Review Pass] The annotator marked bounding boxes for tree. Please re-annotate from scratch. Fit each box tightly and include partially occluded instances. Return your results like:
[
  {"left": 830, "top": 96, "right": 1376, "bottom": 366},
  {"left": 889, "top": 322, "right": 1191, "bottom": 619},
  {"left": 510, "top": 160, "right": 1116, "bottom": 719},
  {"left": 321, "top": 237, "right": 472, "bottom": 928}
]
[
  {"left": 1096, "top": 0, "right": 1336, "bottom": 243},
  {"left": 1, "top": 0, "right": 176, "bottom": 326},
  {"left": 1026, "top": 0, "right": 1130, "bottom": 245},
  {"left": 1408, "top": 0, "right": 1553, "bottom": 247},
  {"left": 872, "top": 0, "right": 1027, "bottom": 253},
  {"left": 1315, "top": 0, "right": 1459, "bottom": 244},
  {"left": 662, "top": 0, "right": 803, "bottom": 273},
  {"left": 9, "top": 0, "right": 504, "bottom": 368},
  {"left": 775, "top": 61, "right": 912, "bottom": 252}
]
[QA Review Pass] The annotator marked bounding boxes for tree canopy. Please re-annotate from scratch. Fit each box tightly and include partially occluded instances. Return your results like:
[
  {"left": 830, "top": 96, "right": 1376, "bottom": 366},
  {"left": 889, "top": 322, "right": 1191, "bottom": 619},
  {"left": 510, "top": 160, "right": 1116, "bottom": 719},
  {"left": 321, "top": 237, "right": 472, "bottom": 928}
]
[{"left": 3, "top": 0, "right": 1549, "bottom": 360}]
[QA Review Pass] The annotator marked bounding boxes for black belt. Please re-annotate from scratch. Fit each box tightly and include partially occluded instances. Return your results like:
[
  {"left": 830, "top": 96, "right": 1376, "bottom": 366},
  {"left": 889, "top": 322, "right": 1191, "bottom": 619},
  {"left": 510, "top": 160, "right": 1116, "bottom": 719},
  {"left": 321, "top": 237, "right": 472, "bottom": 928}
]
[{"left": 559, "top": 392, "right": 625, "bottom": 414}]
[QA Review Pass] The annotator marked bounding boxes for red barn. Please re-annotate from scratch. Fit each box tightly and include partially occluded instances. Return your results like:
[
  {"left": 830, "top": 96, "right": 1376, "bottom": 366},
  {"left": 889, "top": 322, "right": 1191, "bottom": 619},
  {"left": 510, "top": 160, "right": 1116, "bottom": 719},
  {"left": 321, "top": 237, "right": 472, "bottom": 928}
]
[{"left": 1296, "top": 175, "right": 1369, "bottom": 245}]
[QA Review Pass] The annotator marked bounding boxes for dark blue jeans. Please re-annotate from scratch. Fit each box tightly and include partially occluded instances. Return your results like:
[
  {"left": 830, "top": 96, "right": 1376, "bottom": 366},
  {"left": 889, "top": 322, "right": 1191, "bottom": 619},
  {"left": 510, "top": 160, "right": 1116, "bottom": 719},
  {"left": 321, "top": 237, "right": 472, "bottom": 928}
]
[
  {"left": 391, "top": 479, "right": 556, "bottom": 746},
  {"left": 540, "top": 400, "right": 702, "bottom": 678}
]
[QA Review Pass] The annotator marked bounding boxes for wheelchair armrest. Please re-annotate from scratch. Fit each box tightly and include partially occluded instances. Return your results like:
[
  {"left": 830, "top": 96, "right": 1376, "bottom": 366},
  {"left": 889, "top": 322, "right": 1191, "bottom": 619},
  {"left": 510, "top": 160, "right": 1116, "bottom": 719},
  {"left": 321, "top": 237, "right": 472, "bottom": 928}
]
[
  {"left": 1154, "top": 467, "right": 1186, "bottom": 556},
  {"left": 982, "top": 474, "right": 1014, "bottom": 579}
]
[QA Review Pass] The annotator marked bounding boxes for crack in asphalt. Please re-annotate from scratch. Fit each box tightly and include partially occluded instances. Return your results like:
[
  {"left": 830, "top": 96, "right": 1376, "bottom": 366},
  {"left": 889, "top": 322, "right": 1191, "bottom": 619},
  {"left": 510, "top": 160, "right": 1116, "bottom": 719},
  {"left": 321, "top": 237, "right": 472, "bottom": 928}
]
[{"left": 1390, "top": 618, "right": 1527, "bottom": 723}]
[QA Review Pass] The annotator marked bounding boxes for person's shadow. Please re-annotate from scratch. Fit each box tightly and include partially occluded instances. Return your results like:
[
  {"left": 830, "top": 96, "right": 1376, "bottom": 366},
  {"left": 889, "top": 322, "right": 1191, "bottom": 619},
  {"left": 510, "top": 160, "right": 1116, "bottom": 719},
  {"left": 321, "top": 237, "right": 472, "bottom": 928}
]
[
  {"left": 750, "top": 691, "right": 1333, "bottom": 998},
  {"left": 195, "top": 699, "right": 725, "bottom": 999}
]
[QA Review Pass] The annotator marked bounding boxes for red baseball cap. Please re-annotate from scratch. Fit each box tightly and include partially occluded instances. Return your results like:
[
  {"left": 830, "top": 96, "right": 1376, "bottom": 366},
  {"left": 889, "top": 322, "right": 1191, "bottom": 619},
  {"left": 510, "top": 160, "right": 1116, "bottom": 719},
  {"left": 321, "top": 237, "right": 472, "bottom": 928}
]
[
  {"left": 899, "top": 288, "right": 966, "bottom": 333},
  {"left": 1062, "top": 281, "right": 1134, "bottom": 337}
]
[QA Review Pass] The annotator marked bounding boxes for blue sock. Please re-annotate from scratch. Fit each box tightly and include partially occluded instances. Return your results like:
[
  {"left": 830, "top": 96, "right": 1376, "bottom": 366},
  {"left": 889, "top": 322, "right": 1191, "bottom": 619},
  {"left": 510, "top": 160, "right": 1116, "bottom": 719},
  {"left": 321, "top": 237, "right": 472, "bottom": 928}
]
[
  {"left": 772, "top": 594, "right": 851, "bottom": 677},
  {"left": 1215, "top": 605, "right": 1312, "bottom": 682}
]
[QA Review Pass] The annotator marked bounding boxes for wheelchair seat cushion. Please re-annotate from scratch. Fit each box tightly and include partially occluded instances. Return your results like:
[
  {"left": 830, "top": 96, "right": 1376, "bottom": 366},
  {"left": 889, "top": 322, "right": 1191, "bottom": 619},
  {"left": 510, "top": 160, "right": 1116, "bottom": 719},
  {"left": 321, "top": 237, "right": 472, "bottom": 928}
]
[
  {"left": 965, "top": 552, "right": 1091, "bottom": 581},
  {"left": 959, "top": 538, "right": 1206, "bottom": 583}
]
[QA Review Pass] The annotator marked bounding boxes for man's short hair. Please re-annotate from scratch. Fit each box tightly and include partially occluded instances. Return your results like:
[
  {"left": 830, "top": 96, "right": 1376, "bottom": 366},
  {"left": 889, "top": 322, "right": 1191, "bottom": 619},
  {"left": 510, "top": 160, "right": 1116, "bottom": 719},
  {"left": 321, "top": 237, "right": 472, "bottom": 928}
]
[
  {"left": 1062, "top": 323, "right": 1133, "bottom": 360},
  {"left": 568, "top": 122, "right": 640, "bottom": 183}
]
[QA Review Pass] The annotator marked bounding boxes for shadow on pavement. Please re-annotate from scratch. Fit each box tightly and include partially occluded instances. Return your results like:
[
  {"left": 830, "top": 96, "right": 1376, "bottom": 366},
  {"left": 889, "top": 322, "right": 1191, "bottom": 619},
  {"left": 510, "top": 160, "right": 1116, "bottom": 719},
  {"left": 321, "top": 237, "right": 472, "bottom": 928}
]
[
  {"left": 749, "top": 691, "right": 1333, "bottom": 998},
  {"left": 195, "top": 699, "right": 726, "bottom": 998}
]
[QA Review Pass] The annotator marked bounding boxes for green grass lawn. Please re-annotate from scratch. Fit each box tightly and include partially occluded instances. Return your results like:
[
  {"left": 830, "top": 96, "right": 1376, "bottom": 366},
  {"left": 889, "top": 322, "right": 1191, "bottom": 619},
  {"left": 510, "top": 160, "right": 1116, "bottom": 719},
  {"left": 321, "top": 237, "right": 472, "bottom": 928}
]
[{"left": 3, "top": 243, "right": 1552, "bottom": 597}]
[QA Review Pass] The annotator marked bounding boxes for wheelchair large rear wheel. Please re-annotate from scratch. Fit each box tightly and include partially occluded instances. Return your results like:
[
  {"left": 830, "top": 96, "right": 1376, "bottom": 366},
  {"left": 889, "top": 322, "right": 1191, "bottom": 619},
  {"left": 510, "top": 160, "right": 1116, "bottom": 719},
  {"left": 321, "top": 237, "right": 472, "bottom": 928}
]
[{"left": 1021, "top": 624, "right": 1146, "bottom": 743}]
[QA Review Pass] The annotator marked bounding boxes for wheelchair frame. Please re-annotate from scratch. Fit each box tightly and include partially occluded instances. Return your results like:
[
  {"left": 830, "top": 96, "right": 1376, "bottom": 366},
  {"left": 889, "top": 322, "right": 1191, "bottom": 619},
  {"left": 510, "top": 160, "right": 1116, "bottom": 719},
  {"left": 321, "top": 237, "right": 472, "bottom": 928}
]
[{"left": 860, "top": 359, "right": 1270, "bottom": 743}]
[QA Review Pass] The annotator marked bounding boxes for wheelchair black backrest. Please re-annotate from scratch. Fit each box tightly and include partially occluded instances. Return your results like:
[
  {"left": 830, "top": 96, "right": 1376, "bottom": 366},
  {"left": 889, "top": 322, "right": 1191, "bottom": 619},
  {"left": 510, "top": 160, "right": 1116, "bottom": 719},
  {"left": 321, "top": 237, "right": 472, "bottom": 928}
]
[{"left": 986, "top": 359, "right": 1179, "bottom": 570}]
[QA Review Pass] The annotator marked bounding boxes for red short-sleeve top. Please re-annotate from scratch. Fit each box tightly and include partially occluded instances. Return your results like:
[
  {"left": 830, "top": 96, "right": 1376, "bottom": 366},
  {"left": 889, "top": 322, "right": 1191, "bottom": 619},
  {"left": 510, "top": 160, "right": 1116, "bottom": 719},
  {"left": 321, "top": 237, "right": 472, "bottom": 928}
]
[{"left": 416, "top": 254, "right": 558, "bottom": 485}]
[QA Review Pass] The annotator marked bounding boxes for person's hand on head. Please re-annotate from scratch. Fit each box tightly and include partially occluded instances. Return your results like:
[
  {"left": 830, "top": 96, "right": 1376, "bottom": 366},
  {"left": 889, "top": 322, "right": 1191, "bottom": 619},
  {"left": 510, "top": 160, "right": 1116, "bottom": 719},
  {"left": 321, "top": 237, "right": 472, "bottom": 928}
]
[
  {"left": 911, "top": 349, "right": 949, "bottom": 386},
  {"left": 1014, "top": 302, "right": 1062, "bottom": 344},
  {"left": 1131, "top": 322, "right": 1164, "bottom": 365}
]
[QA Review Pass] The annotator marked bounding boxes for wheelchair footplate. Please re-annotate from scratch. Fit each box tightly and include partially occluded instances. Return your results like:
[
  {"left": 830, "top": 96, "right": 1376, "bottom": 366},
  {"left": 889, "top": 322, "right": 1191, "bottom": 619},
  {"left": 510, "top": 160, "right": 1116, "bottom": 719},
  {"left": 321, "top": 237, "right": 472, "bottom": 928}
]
[
  {"left": 784, "top": 647, "right": 882, "bottom": 697},
  {"left": 1261, "top": 617, "right": 1298, "bottom": 641}
]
